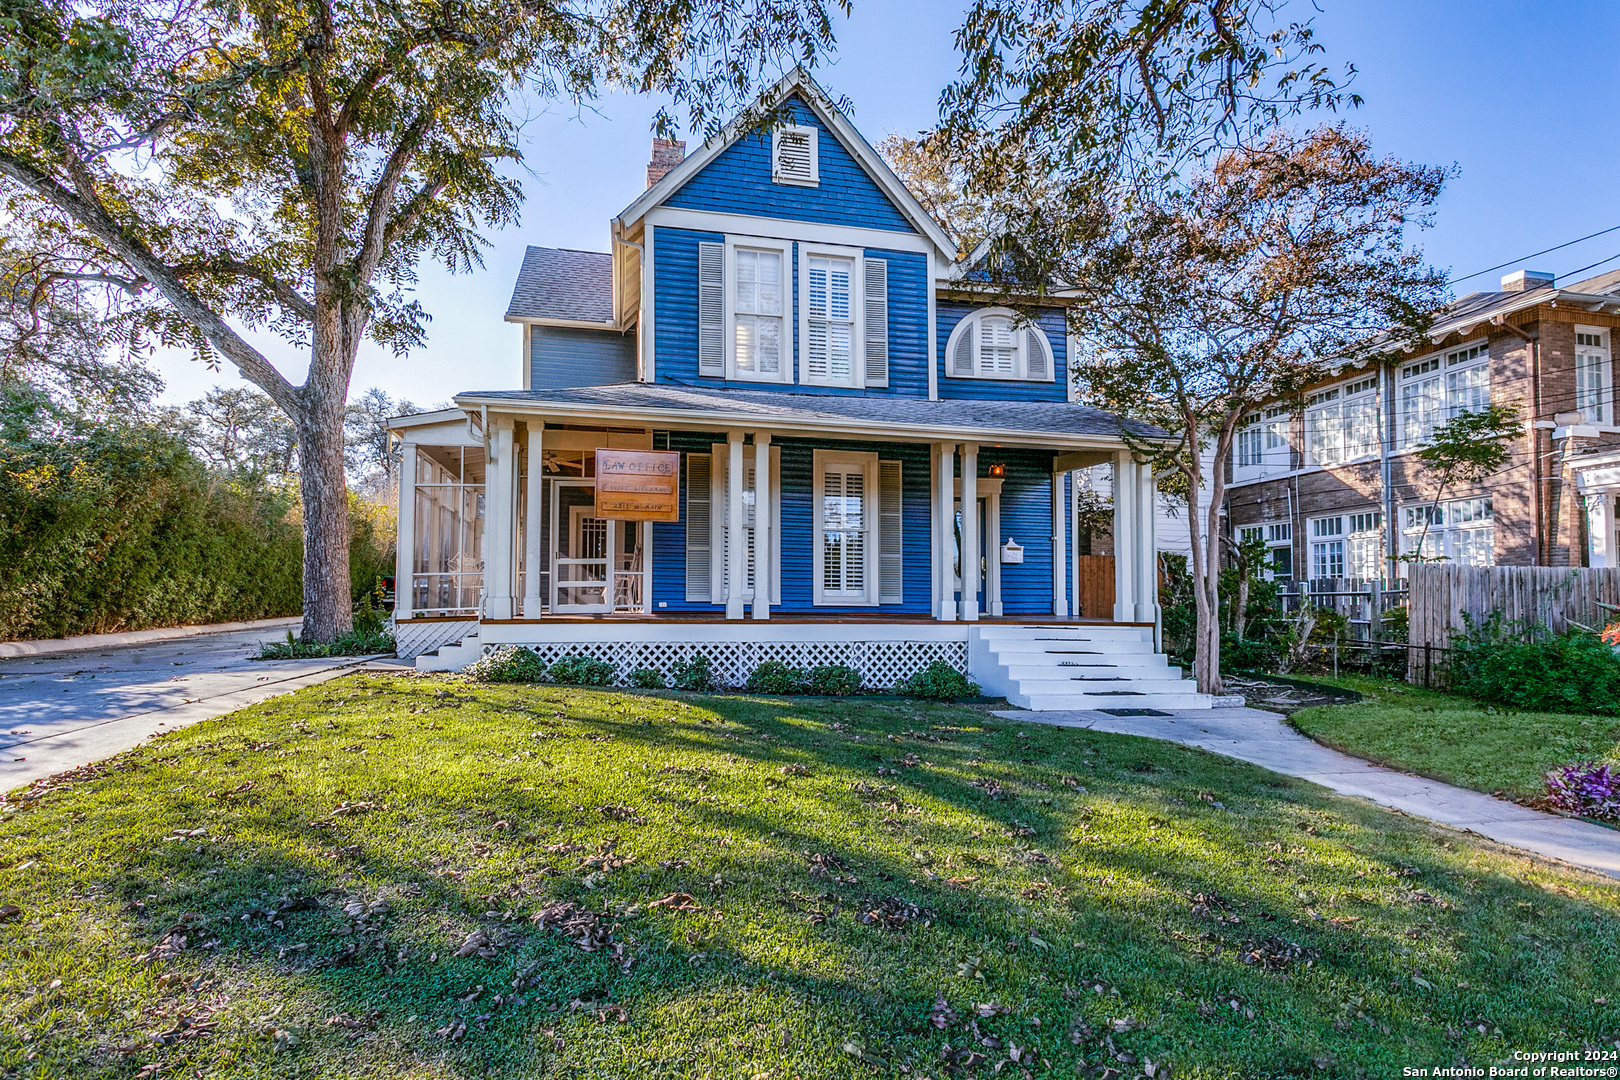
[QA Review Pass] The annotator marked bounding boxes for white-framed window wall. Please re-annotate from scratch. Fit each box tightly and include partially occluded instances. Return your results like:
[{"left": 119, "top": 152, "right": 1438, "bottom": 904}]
[
  {"left": 1309, "top": 511, "right": 1381, "bottom": 582},
  {"left": 1305, "top": 375, "right": 1380, "bottom": 466},
  {"left": 1576, "top": 326, "right": 1612, "bottom": 424},
  {"left": 1401, "top": 496, "right": 1493, "bottom": 567},
  {"left": 813, "top": 449, "right": 879, "bottom": 605},
  {"left": 1400, "top": 341, "right": 1489, "bottom": 448},
  {"left": 1238, "top": 520, "right": 1294, "bottom": 580}
]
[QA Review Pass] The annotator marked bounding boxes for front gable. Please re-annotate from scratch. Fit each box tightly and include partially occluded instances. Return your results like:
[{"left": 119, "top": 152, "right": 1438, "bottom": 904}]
[{"left": 663, "top": 95, "right": 915, "bottom": 234}]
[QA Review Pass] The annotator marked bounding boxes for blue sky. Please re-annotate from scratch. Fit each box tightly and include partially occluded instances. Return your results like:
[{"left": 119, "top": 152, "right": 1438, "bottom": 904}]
[{"left": 151, "top": 0, "right": 1620, "bottom": 407}]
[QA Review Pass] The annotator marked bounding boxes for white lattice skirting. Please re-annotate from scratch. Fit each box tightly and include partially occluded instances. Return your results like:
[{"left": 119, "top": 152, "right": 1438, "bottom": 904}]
[
  {"left": 477, "top": 638, "right": 968, "bottom": 690},
  {"left": 394, "top": 619, "right": 479, "bottom": 660}
]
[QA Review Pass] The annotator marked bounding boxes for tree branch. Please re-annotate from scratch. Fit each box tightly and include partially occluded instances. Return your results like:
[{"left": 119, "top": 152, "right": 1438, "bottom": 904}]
[
  {"left": 170, "top": 258, "right": 316, "bottom": 322},
  {"left": 0, "top": 151, "right": 302, "bottom": 415}
]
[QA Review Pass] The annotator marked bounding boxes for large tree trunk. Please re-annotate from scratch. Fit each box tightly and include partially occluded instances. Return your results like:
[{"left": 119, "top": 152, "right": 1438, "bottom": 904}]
[{"left": 295, "top": 390, "right": 353, "bottom": 644}]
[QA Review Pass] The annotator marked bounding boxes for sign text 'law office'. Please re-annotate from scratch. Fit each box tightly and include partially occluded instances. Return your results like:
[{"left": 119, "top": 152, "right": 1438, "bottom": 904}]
[{"left": 594, "top": 449, "right": 680, "bottom": 522}]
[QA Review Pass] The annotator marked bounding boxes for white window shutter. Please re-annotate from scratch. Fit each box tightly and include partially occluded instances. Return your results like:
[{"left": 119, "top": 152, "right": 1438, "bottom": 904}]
[
  {"left": 684, "top": 453, "right": 712, "bottom": 601},
  {"left": 710, "top": 444, "right": 727, "bottom": 600},
  {"left": 863, "top": 258, "right": 889, "bottom": 387},
  {"left": 1025, "top": 327, "right": 1049, "bottom": 380},
  {"left": 698, "top": 242, "right": 724, "bottom": 376},
  {"left": 952, "top": 323, "right": 974, "bottom": 376},
  {"left": 879, "top": 459, "right": 902, "bottom": 604}
]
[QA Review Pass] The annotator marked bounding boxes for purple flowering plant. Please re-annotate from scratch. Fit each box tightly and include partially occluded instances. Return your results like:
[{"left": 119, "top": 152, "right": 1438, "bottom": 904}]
[{"left": 1545, "top": 762, "right": 1620, "bottom": 821}]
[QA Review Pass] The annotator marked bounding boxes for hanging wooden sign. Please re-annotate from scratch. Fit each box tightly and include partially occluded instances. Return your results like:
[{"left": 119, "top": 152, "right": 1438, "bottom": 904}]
[{"left": 595, "top": 449, "right": 681, "bottom": 521}]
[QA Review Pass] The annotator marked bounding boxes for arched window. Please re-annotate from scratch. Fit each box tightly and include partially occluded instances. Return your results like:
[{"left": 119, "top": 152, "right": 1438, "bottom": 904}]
[{"left": 944, "top": 307, "right": 1055, "bottom": 382}]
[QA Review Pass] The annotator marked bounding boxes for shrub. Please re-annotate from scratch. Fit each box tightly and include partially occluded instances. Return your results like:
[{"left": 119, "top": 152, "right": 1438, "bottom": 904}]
[
  {"left": 626, "top": 666, "right": 667, "bottom": 690},
  {"left": 896, "top": 660, "right": 979, "bottom": 700},
  {"left": 258, "top": 625, "right": 395, "bottom": 659},
  {"left": 670, "top": 652, "right": 716, "bottom": 692},
  {"left": 1450, "top": 625, "right": 1620, "bottom": 715},
  {"left": 745, "top": 661, "right": 808, "bottom": 695},
  {"left": 1546, "top": 763, "right": 1620, "bottom": 821},
  {"left": 805, "top": 663, "right": 863, "bottom": 696},
  {"left": 463, "top": 645, "right": 548, "bottom": 684},
  {"left": 1221, "top": 633, "right": 1280, "bottom": 672},
  {"left": 547, "top": 654, "right": 616, "bottom": 686}
]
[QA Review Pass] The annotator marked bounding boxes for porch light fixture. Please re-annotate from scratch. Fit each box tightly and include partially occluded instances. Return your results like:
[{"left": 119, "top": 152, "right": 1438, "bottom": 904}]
[{"left": 988, "top": 462, "right": 1005, "bottom": 477}]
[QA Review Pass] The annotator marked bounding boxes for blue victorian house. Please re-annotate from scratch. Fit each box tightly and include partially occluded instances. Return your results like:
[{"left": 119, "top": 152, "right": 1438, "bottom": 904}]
[{"left": 388, "top": 70, "right": 1208, "bottom": 710}]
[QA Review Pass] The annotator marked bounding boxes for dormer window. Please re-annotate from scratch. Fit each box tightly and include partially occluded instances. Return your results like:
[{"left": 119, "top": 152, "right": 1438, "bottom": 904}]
[
  {"left": 944, "top": 308, "right": 1055, "bottom": 382},
  {"left": 772, "top": 125, "right": 818, "bottom": 187}
]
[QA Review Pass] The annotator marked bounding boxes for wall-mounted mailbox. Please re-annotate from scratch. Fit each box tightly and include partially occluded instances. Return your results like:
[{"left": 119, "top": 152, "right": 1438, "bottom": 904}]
[{"left": 1000, "top": 539, "right": 1024, "bottom": 564}]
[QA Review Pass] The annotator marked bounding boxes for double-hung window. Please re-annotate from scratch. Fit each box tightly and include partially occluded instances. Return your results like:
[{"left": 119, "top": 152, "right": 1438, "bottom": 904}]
[
  {"left": 1236, "top": 406, "right": 1294, "bottom": 476},
  {"left": 1577, "top": 327, "right": 1612, "bottom": 423},
  {"left": 1237, "top": 520, "right": 1293, "bottom": 580},
  {"left": 733, "top": 247, "right": 784, "bottom": 379},
  {"left": 1305, "top": 375, "right": 1379, "bottom": 466},
  {"left": 1401, "top": 341, "right": 1488, "bottom": 447}
]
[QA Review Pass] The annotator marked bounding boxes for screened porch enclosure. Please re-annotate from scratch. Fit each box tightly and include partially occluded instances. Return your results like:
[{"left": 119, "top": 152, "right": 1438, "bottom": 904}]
[{"left": 410, "top": 445, "right": 485, "bottom": 616}]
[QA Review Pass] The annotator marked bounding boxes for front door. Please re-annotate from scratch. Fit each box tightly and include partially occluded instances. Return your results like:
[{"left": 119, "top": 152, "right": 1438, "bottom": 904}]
[
  {"left": 551, "top": 479, "right": 612, "bottom": 613},
  {"left": 953, "top": 497, "right": 988, "bottom": 612}
]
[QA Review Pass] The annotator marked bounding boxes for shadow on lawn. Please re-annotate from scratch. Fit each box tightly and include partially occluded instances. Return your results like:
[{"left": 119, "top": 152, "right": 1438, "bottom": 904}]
[{"left": 7, "top": 676, "right": 1620, "bottom": 1077}]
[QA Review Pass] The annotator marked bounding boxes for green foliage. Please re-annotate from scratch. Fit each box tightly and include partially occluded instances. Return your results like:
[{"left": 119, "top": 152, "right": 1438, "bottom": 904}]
[
  {"left": 256, "top": 626, "right": 394, "bottom": 660},
  {"left": 626, "top": 667, "right": 667, "bottom": 690},
  {"left": 670, "top": 653, "right": 716, "bottom": 692},
  {"left": 745, "top": 661, "right": 809, "bottom": 695},
  {"left": 0, "top": 404, "right": 303, "bottom": 641},
  {"left": 804, "top": 663, "right": 863, "bottom": 696},
  {"left": 1220, "top": 633, "right": 1280, "bottom": 672},
  {"left": 1450, "top": 621, "right": 1620, "bottom": 716},
  {"left": 1158, "top": 552, "right": 1196, "bottom": 660},
  {"left": 547, "top": 655, "right": 616, "bottom": 687},
  {"left": 896, "top": 660, "right": 980, "bottom": 700},
  {"left": 462, "top": 645, "right": 547, "bottom": 685}
]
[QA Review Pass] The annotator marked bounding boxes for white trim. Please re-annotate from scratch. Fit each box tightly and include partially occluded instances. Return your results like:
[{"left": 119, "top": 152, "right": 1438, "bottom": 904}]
[
  {"left": 453, "top": 394, "right": 1150, "bottom": 452},
  {"left": 503, "top": 315, "right": 620, "bottom": 330},
  {"left": 723, "top": 234, "right": 794, "bottom": 383},
  {"left": 614, "top": 68, "right": 957, "bottom": 259},
  {"left": 1575, "top": 324, "right": 1613, "bottom": 424},
  {"left": 942, "top": 306, "right": 1057, "bottom": 382},
  {"left": 926, "top": 250, "right": 939, "bottom": 401},
  {"left": 643, "top": 224, "right": 656, "bottom": 382},
  {"left": 644, "top": 207, "right": 933, "bottom": 256},
  {"left": 798, "top": 241, "right": 865, "bottom": 387},
  {"left": 521, "top": 323, "right": 532, "bottom": 390},
  {"left": 813, "top": 448, "right": 879, "bottom": 606},
  {"left": 771, "top": 124, "right": 819, "bottom": 187}
]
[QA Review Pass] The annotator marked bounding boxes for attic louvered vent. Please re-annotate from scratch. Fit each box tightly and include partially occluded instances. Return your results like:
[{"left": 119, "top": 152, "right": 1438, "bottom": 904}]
[
  {"left": 772, "top": 125, "right": 818, "bottom": 187},
  {"left": 1025, "top": 327, "right": 1049, "bottom": 379}
]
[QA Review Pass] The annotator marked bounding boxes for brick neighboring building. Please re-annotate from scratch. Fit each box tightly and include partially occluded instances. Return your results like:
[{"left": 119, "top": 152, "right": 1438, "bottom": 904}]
[{"left": 1227, "top": 267, "right": 1620, "bottom": 584}]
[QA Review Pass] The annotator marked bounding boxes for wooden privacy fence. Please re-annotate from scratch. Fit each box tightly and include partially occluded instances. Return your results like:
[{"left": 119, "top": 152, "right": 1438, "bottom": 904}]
[
  {"left": 1407, "top": 564, "right": 1620, "bottom": 679},
  {"left": 1073, "top": 555, "right": 1115, "bottom": 620}
]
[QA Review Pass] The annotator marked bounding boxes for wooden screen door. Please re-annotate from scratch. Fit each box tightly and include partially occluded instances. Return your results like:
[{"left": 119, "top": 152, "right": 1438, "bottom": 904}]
[{"left": 550, "top": 479, "right": 613, "bottom": 613}]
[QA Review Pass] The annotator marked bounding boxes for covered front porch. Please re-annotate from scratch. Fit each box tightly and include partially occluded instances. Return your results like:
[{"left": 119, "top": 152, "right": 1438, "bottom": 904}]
[{"left": 387, "top": 385, "right": 1169, "bottom": 694}]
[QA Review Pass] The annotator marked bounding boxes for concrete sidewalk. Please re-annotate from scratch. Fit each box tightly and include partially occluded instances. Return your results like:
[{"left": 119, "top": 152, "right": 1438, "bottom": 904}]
[
  {"left": 1, "top": 625, "right": 378, "bottom": 790},
  {"left": 994, "top": 705, "right": 1620, "bottom": 880}
]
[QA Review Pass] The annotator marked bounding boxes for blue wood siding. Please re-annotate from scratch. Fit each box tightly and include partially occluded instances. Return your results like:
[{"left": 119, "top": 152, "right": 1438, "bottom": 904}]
[
  {"left": 650, "top": 433, "right": 933, "bottom": 615},
  {"left": 529, "top": 324, "right": 636, "bottom": 388},
  {"left": 653, "top": 226, "right": 930, "bottom": 397},
  {"left": 665, "top": 96, "right": 915, "bottom": 233},
  {"left": 986, "top": 448, "right": 1059, "bottom": 615},
  {"left": 936, "top": 301, "right": 1070, "bottom": 402}
]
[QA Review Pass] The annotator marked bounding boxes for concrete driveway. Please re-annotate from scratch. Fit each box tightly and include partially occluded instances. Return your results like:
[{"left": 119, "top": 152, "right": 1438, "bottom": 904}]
[{"left": 0, "top": 626, "right": 380, "bottom": 791}]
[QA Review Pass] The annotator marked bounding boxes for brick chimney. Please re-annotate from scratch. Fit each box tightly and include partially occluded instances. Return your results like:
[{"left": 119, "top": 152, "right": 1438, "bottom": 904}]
[
  {"left": 1500, "top": 269, "right": 1555, "bottom": 292},
  {"left": 646, "top": 138, "right": 685, "bottom": 188}
]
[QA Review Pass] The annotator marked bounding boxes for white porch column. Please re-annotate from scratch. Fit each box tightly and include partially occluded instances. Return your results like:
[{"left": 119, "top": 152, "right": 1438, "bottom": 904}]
[
  {"left": 1589, "top": 491, "right": 1614, "bottom": 568},
  {"left": 961, "top": 443, "right": 980, "bottom": 621},
  {"left": 1135, "top": 458, "right": 1158, "bottom": 624},
  {"left": 522, "top": 421, "right": 544, "bottom": 617},
  {"left": 935, "top": 442, "right": 957, "bottom": 621},
  {"left": 395, "top": 440, "right": 416, "bottom": 619},
  {"left": 1051, "top": 469, "right": 1068, "bottom": 617},
  {"left": 1070, "top": 469, "right": 1084, "bottom": 619},
  {"left": 1112, "top": 452, "right": 1137, "bottom": 622},
  {"left": 751, "top": 433, "right": 772, "bottom": 619},
  {"left": 725, "top": 430, "right": 746, "bottom": 620},
  {"left": 484, "top": 417, "right": 517, "bottom": 620}
]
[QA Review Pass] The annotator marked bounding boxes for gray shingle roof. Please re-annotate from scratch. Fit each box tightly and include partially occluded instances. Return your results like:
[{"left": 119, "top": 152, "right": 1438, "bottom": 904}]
[
  {"left": 506, "top": 247, "right": 614, "bottom": 322},
  {"left": 456, "top": 382, "right": 1166, "bottom": 442}
]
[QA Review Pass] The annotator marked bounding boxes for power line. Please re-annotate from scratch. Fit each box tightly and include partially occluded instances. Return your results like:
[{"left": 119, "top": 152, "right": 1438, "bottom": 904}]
[
  {"left": 1549, "top": 248, "right": 1620, "bottom": 286},
  {"left": 1452, "top": 224, "right": 1620, "bottom": 285}
]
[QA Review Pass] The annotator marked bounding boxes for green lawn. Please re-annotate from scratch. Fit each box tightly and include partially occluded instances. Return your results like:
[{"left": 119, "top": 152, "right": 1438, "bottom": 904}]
[
  {"left": 1290, "top": 675, "right": 1620, "bottom": 805},
  {"left": 3, "top": 676, "right": 1619, "bottom": 1079}
]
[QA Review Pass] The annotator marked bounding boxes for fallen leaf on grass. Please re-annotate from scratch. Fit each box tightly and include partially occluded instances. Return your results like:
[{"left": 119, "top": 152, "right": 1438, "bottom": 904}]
[
  {"left": 974, "top": 1002, "right": 1010, "bottom": 1017},
  {"left": 452, "top": 929, "right": 498, "bottom": 959},
  {"left": 648, "top": 892, "right": 703, "bottom": 912},
  {"left": 930, "top": 995, "right": 958, "bottom": 1029},
  {"left": 0, "top": 904, "right": 20, "bottom": 922},
  {"left": 435, "top": 1019, "right": 467, "bottom": 1041},
  {"left": 956, "top": 956, "right": 985, "bottom": 979}
]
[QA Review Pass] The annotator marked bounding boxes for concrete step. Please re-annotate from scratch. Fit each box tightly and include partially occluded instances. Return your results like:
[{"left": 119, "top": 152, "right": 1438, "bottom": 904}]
[
  {"left": 986, "top": 644, "right": 1163, "bottom": 662},
  {"left": 999, "top": 662, "right": 1172, "bottom": 681},
  {"left": 1011, "top": 689, "right": 1212, "bottom": 710},
  {"left": 415, "top": 633, "right": 480, "bottom": 672},
  {"left": 1009, "top": 675, "right": 1199, "bottom": 695},
  {"left": 978, "top": 626, "right": 1154, "bottom": 642}
]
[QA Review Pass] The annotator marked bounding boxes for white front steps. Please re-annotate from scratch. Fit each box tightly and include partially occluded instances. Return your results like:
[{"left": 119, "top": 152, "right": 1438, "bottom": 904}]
[
  {"left": 414, "top": 630, "right": 481, "bottom": 672},
  {"left": 969, "top": 624, "right": 1211, "bottom": 711}
]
